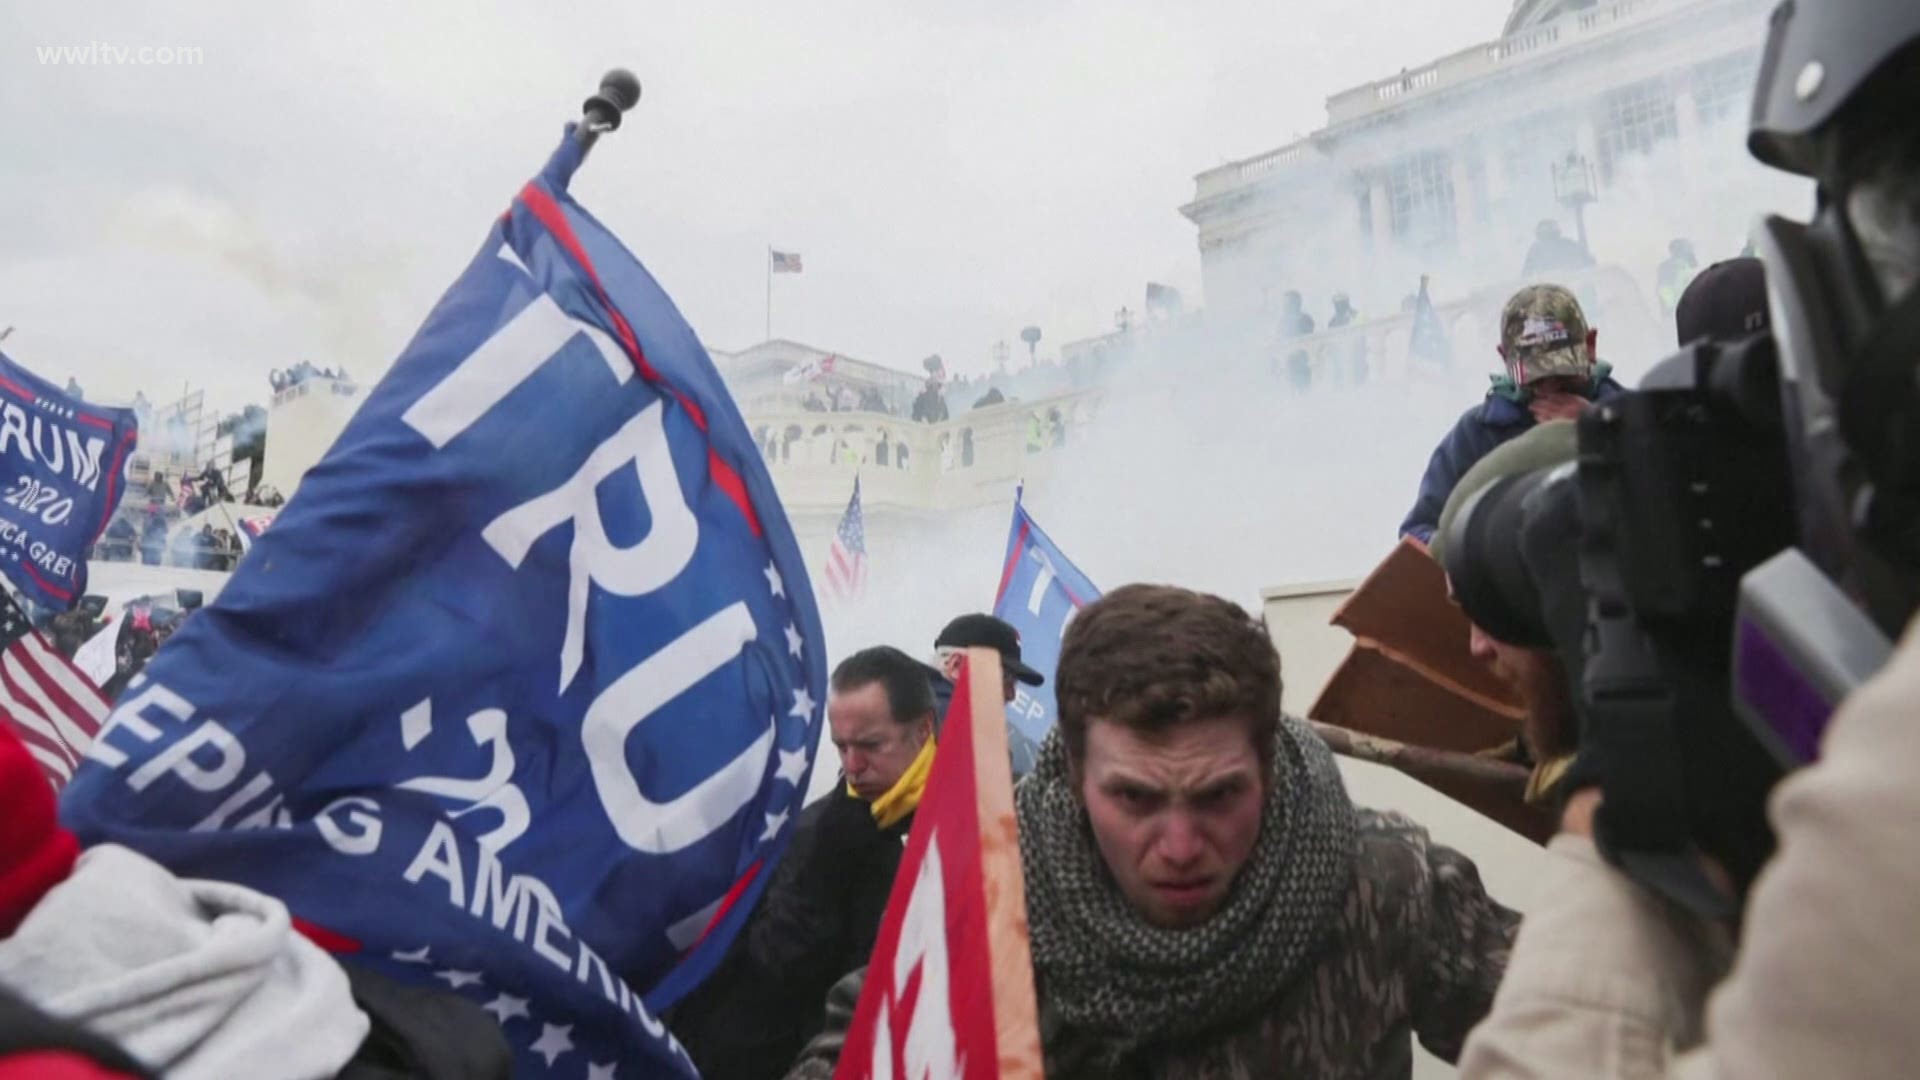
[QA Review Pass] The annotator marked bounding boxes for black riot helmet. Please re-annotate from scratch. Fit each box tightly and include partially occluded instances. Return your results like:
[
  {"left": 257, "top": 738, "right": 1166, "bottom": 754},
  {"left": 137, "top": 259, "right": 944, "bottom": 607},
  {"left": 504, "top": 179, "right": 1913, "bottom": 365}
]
[
  {"left": 1749, "top": 0, "right": 1920, "bottom": 636},
  {"left": 1748, "top": 0, "right": 1920, "bottom": 178}
]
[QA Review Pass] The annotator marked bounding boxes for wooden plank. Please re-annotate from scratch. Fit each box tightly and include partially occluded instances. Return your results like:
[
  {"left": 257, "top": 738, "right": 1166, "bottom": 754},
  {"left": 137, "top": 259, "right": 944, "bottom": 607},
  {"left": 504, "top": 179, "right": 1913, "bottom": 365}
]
[{"left": 1330, "top": 538, "right": 1522, "bottom": 714}]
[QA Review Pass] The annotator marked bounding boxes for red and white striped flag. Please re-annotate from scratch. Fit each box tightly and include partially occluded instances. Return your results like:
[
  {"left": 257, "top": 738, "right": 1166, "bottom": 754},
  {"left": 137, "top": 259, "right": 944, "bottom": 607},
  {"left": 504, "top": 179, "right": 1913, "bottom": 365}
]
[
  {"left": 833, "top": 650, "right": 1042, "bottom": 1079},
  {"left": 0, "top": 593, "right": 109, "bottom": 790},
  {"left": 825, "top": 477, "right": 868, "bottom": 601}
]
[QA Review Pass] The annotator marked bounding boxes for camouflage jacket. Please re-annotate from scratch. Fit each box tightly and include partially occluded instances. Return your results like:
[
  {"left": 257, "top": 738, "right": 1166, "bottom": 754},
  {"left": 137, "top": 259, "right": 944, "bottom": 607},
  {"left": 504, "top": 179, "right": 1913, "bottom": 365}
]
[{"left": 785, "top": 809, "right": 1519, "bottom": 1080}]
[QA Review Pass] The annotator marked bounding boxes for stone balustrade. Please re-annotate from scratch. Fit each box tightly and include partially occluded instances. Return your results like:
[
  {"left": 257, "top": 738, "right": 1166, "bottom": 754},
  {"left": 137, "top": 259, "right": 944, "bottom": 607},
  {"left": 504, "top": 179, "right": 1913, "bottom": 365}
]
[
  {"left": 748, "top": 266, "right": 1659, "bottom": 517},
  {"left": 748, "top": 391, "right": 1105, "bottom": 515}
]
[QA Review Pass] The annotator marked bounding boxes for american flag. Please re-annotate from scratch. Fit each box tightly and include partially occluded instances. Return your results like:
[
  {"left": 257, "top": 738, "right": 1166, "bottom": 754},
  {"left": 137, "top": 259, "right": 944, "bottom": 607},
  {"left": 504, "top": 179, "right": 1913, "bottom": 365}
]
[
  {"left": 770, "top": 250, "right": 804, "bottom": 274},
  {"left": 0, "top": 592, "right": 108, "bottom": 790},
  {"left": 825, "top": 478, "right": 868, "bottom": 601}
]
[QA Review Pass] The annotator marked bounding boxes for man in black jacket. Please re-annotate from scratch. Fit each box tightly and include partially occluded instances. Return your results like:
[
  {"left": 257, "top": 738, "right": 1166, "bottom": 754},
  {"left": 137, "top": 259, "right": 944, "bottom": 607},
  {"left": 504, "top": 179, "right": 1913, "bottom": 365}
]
[{"left": 670, "top": 646, "right": 938, "bottom": 1079}]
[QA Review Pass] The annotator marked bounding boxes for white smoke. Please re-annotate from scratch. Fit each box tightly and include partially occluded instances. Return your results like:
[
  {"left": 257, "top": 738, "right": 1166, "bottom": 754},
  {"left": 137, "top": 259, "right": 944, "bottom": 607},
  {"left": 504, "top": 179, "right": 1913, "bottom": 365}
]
[{"left": 800, "top": 91, "right": 1814, "bottom": 694}]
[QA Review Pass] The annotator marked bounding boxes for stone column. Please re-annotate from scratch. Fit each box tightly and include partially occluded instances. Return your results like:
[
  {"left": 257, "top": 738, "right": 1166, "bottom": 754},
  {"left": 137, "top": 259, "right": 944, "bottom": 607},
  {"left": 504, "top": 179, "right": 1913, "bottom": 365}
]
[
  {"left": 1671, "top": 76, "right": 1703, "bottom": 196},
  {"left": 1370, "top": 177, "right": 1393, "bottom": 261},
  {"left": 1451, "top": 149, "right": 1479, "bottom": 259}
]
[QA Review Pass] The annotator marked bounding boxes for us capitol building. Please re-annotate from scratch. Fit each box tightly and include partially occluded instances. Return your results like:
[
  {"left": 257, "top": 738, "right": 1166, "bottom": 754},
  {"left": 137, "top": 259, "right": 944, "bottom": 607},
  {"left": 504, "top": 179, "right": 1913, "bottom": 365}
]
[
  {"left": 730, "top": 0, "right": 1779, "bottom": 547},
  {"left": 244, "top": 0, "right": 1780, "bottom": 572},
  {"left": 1184, "top": 0, "right": 1776, "bottom": 316}
]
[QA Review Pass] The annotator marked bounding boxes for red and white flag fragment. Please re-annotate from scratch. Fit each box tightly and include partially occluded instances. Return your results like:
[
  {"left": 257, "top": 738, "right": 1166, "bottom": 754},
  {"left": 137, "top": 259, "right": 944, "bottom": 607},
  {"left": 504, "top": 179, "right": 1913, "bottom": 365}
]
[
  {"left": 0, "top": 592, "right": 109, "bottom": 790},
  {"left": 833, "top": 648, "right": 1042, "bottom": 1080}
]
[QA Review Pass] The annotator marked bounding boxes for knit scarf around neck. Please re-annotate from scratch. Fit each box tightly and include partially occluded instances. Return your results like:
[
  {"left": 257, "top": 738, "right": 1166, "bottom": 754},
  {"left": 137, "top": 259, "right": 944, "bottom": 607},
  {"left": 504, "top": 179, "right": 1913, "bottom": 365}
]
[{"left": 1016, "top": 714, "right": 1358, "bottom": 1055}]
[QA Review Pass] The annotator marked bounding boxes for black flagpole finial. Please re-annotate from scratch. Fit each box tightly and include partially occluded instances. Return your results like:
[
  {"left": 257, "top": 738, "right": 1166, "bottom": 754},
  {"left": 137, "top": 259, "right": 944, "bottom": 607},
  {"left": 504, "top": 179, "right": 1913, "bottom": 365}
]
[{"left": 578, "top": 68, "right": 642, "bottom": 150}]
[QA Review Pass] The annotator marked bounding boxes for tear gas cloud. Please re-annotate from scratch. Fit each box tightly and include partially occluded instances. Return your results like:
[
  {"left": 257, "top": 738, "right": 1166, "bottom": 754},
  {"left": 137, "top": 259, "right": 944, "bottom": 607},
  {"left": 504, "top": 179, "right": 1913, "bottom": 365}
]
[{"left": 806, "top": 104, "right": 1813, "bottom": 704}]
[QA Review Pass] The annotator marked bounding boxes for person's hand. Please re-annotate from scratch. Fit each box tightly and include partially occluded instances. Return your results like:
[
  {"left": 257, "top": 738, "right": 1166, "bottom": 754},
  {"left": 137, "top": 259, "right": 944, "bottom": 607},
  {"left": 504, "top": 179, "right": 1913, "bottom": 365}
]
[
  {"left": 1529, "top": 391, "right": 1588, "bottom": 423},
  {"left": 1560, "top": 787, "right": 1739, "bottom": 899}
]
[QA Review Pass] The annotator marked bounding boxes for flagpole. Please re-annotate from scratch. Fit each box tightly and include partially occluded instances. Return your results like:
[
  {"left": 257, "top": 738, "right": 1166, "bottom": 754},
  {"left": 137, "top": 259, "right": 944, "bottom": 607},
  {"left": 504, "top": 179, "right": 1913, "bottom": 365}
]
[
  {"left": 765, "top": 246, "right": 773, "bottom": 343},
  {"left": 574, "top": 69, "right": 641, "bottom": 156}
]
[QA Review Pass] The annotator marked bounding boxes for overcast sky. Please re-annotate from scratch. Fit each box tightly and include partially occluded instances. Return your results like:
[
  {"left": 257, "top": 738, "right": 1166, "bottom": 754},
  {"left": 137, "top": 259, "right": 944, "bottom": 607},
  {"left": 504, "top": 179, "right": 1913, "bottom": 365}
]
[{"left": 3, "top": 0, "right": 1513, "bottom": 414}]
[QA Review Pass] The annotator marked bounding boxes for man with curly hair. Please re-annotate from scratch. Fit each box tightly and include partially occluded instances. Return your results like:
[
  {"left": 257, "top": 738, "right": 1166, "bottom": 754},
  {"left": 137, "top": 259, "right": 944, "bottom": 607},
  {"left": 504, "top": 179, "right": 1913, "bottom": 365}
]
[{"left": 787, "top": 583, "right": 1519, "bottom": 1079}]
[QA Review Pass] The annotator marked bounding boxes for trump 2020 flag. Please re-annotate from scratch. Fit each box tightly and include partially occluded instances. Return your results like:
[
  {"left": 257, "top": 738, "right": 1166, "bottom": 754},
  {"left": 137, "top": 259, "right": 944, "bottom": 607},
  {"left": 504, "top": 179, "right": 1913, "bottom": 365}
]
[
  {"left": 0, "top": 352, "right": 138, "bottom": 610},
  {"left": 834, "top": 652, "right": 1041, "bottom": 1080},
  {"left": 61, "top": 126, "right": 828, "bottom": 1078},
  {"left": 991, "top": 492, "right": 1099, "bottom": 745}
]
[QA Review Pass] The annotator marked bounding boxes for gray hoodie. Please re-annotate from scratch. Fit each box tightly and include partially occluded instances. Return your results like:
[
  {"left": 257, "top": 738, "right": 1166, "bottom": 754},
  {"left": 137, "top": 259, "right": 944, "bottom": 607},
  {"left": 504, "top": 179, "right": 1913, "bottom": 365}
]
[{"left": 0, "top": 844, "right": 368, "bottom": 1080}]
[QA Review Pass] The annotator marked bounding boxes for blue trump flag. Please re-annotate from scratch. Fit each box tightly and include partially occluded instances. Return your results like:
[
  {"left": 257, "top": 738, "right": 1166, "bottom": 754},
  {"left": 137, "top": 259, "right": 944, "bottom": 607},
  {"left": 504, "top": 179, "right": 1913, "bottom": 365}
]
[
  {"left": 991, "top": 492, "right": 1099, "bottom": 745},
  {"left": 62, "top": 128, "right": 828, "bottom": 1077},
  {"left": 0, "top": 352, "right": 138, "bottom": 610}
]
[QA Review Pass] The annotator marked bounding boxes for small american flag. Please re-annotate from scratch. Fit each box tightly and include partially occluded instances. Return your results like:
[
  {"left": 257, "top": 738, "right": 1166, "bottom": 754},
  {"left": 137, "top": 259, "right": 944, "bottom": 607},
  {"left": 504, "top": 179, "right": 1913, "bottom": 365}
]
[
  {"left": 771, "top": 250, "right": 804, "bottom": 274},
  {"left": 0, "top": 592, "right": 108, "bottom": 789},
  {"left": 825, "top": 478, "right": 868, "bottom": 601}
]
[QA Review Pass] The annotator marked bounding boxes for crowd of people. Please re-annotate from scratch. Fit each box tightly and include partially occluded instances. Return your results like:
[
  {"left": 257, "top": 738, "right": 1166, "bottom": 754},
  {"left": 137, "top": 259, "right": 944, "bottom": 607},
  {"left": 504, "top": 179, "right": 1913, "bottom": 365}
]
[
  {"left": 269, "top": 360, "right": 351, "bottom": 393},
  {"left": 707, "top": 9, "right": 1920, "bottom": 1076},
  {"left": 90, "top": 470, "right": 260, "bottom": 571}
]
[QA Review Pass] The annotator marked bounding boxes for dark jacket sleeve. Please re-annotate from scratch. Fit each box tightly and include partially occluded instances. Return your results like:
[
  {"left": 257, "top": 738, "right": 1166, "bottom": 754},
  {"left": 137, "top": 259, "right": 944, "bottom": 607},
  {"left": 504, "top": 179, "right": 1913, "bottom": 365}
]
[
  {"left": 672, "top": 798, "right": 863, "bottom": 1079},
  {"left": 1399, "top": 408, "right": 1497, "bottom": 543},
  {"left": 1410, "top": 840, "right": 1523, "bottom": 1063},
  {"left": 782, "top": 967, "right": 865, "bottom": 1080}
]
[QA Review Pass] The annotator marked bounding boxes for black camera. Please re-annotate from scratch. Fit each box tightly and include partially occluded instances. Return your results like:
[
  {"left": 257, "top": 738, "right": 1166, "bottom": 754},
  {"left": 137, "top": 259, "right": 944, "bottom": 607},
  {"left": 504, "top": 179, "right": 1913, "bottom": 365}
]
[{"left": 1440, "top": 333, "right": 1799, "bottom": 913}]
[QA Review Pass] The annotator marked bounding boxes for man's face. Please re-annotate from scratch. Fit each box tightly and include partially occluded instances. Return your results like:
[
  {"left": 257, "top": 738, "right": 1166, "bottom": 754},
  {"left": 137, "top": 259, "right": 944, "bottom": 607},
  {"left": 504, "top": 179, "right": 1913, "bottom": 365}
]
[
  {"left": 1467, "top": 622, "right": 1577, "bottom": 759},
  {"left": 828, "top": 682, "right": 929, "bottom": 801},
  {"left": 1076, "top": 714, "right": 1265, "bottom": 930}
]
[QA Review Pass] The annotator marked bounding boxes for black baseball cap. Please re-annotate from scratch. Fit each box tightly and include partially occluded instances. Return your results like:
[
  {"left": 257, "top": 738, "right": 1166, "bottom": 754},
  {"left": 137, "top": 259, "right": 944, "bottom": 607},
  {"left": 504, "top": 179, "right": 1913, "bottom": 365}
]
[
  {"left": 934, "top": 613, "right": 1044, "bottom": 686},
  {"left": 1676, "top": 257, "right": 1770, "bottom": 347}
]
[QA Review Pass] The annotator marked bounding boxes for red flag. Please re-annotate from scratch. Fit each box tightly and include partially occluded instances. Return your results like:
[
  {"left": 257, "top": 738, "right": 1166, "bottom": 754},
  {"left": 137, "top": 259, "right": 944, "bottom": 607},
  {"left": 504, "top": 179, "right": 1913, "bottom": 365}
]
[{"left": 834, "top": 648, "right": 1041, "bottom": 1080}]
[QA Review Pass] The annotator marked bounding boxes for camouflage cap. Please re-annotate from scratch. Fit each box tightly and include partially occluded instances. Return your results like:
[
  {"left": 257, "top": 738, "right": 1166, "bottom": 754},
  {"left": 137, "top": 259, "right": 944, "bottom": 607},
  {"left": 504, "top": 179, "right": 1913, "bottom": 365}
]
[{"left": 1501, "top": 284, "right": 1592, "bottom": 386}]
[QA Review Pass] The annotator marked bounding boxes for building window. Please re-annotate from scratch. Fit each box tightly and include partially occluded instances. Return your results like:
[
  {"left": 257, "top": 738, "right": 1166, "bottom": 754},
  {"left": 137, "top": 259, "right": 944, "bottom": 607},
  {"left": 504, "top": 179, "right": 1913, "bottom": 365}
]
[
  {"left": 1386, "top": 150, "right": 1457, "bottom": 250},
  {"left": 1593, "top": 78, "right": 1679, "bottom": 181},
  {"left": 1500, "top": 110, "right": 1578, "bottom": 188},
  {"left": 1692, "top": 51, "right": 1760, "bottom": 128}
]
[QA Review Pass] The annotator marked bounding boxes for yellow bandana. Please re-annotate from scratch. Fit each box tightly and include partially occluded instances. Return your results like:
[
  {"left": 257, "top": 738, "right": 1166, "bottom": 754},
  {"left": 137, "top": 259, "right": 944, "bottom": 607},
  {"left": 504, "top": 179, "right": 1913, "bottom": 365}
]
[
  {"left": 1525, "top": 753, "right": 1576, "bottom": 806},
  {"left": 858, "top": 736, "right": 936, "bottom": 829}
]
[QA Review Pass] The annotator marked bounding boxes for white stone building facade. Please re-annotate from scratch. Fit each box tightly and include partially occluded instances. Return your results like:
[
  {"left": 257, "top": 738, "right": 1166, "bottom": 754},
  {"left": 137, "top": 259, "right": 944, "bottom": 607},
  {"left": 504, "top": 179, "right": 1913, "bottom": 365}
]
[{"left": 1181, "top": 0, "right": 1782, "bottom": 320}]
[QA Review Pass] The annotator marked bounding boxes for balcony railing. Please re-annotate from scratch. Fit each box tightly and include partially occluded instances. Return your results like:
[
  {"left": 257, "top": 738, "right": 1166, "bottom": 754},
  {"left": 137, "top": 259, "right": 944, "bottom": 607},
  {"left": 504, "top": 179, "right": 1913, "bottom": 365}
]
[
  {"left": 748, "top": 391, "right": 1107, "bottom": 515},
  {"left": 745, "top": 266, "right": 1661, "bottom": 515}
]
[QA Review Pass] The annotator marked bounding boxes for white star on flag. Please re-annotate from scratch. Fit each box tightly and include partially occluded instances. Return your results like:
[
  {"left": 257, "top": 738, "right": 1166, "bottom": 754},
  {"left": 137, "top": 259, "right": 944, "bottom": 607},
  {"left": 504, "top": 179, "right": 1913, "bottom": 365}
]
[
  {"left": 587, "top": 1063, "right": 619, "bottom": 1080},
  {"left": 434, "top": 969, "right": 483, "bottom": 990},
  {"left": 530, "top": 1023, "right": 575, "bottom": 1066},
  {"left": 481, "top": 993, "right": 530, "bottom": 1025},
  {"left": 764, "top": 562, "right": 784, "bottom": 597},
  {"left": 775, "top": 747, "right": 808, "bottom": 786},
  {"left": 789, "top": 687, "right": 815, "bottom": 720},
  {"left": 761, "top": 807, "right": 789, "bottom": 842},
  {"left": 785, "top": 622, "right": 804, "bottom": 658},
  {"left": 391, "top": 946, "right": 431, "bottom": 964}
]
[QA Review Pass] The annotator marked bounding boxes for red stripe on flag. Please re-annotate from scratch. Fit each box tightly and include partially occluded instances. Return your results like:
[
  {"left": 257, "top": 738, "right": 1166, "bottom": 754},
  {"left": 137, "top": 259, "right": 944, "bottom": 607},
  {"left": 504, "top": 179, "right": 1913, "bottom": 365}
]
[
  {"left": 0, "top": 376, "right": 36, "bottom": 403},
  {"left": 18, "top": 562, "right": 71, "bottom": 603},
  {"left": 690, "top": 860, "right": 763, "bottom": 951},
  {"left": 74, "top": 412, "right": 113, "bottom": 431},
  {"left": 14, "top": 636, "right": 105, "bottom": 735},
  {"left": 292, "top": 917, "right": 364, "bottom": 954},
  {"left": 0, "top": 667, "right": 80, "bottom": 778},
  {"left": 993, "top": 522, "right": 1031, "bottom": 606},
  {"left": 514, "top": 183, "right": 764, "bottom": 538},
  {"left": 93, "top": 430, "right": 137, "bottom": 540}
]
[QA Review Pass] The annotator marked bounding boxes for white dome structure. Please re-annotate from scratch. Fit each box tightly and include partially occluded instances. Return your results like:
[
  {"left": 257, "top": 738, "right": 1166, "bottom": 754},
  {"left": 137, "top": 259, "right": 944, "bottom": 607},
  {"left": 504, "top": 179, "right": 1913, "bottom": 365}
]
[{"left": 1505, "top": 0, "right": 1601, "bottom": 36}]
